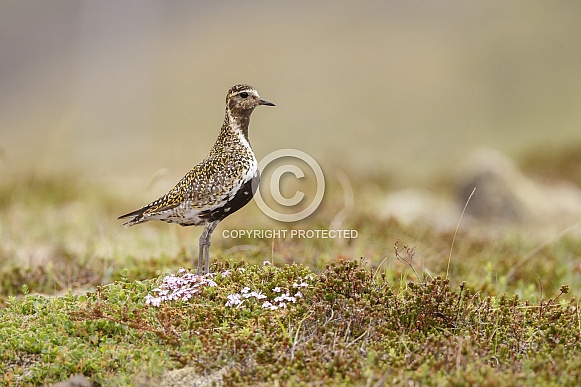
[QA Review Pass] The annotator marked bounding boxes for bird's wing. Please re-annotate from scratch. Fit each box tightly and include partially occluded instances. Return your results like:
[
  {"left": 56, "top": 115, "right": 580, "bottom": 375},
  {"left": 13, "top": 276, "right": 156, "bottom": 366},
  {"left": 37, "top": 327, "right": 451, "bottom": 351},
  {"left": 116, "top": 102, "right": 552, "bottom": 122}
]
[{"left": 119, "top": 155, "right": 244, "bottom": 226}]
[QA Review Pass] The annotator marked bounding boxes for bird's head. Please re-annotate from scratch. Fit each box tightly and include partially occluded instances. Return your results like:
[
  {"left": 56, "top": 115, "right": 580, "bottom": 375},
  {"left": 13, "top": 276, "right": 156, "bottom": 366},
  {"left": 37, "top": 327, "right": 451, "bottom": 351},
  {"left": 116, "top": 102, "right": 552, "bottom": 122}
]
[{"left": 226, "top": 84, "right": 275, "bottom": 116}]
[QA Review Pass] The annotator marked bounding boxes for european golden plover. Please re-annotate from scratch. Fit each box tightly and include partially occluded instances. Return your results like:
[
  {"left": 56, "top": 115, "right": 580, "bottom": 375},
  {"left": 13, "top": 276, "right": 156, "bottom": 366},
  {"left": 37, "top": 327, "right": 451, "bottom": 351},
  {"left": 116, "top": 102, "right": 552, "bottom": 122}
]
[{"left": 119, "top": 84, "right": 275, "bottom": 274}]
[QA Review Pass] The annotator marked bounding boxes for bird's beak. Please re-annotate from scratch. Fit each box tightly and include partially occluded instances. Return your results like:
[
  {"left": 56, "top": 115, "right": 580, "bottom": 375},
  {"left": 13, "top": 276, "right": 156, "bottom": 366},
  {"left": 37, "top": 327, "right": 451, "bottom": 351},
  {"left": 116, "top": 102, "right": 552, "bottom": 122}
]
[{"left": 259, "top": 98, "right": 275, "bottom": 106}]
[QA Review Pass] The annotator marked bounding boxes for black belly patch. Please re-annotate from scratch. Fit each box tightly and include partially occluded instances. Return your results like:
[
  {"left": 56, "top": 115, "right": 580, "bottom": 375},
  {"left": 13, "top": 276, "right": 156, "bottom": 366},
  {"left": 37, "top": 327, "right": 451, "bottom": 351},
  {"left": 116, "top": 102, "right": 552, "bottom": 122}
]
[{"left": 198, "top": 173, "right": 259, "bottom": 222}]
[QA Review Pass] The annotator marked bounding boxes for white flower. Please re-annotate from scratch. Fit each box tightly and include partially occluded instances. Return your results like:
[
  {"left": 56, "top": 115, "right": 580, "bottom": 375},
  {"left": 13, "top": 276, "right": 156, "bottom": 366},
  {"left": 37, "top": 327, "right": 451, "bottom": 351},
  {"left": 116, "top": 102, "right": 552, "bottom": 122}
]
[
  {"left": 272, "top": 287, "right": 282, "bottom": 293},
  {"left": 274, "top": 293, "right": 297, "bottom": 305},
  {"left": 263, "top": 261, "right": 271, "bottom": 266},
  {"left": 145, "top": 294, "right": 161, "bottom": 307},
  {"left": 146, "top": 268, "right": 224, "bottom": 307},
  {"left": 262, "top": 301, "right": 279, "bottom": 310},
  {"left": 225, "top": 293, "right": 243, "bottom": 307}
]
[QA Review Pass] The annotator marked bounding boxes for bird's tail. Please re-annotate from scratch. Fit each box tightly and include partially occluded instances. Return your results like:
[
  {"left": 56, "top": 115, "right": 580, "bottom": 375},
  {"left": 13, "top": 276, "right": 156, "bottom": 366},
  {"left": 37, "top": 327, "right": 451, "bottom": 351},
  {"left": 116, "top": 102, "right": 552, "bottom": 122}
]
[{"left": 118, "top": 206, "right": 149, "bottom": 227}]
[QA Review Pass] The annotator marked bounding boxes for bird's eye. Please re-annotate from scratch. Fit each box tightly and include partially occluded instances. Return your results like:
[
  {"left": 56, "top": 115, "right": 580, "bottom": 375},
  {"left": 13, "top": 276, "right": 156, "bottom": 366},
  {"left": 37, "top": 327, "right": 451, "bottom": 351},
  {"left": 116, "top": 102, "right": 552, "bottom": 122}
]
[{"left": 240, "top": 92, "right": 249, "bottom": 98}]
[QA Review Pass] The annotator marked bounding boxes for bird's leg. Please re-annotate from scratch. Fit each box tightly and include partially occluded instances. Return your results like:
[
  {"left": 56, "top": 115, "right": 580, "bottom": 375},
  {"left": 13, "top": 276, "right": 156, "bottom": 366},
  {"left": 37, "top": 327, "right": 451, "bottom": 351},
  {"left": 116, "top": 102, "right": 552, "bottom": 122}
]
[
  {"left": 204, "top": 243, "right": 210, "bottom": 275},
  {"left": 197, "top": 221, "right": 219, "bottom": 275},
  {"left": 197, "top": 227, "right": 207, "bottom": 275},
  {"left": 204, "top": 221, "right": 219, "bottom": 274}
]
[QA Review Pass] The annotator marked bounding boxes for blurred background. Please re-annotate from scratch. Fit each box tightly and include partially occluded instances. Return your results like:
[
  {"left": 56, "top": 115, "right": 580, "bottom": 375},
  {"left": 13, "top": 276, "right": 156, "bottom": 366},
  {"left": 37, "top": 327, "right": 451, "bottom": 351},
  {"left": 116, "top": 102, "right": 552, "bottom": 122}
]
[
  {"left": 2, "top": 1, "right": 581, "bottom": 184},
  {"left": 1, "top": 1, "right": 581, "bottom": 298}
]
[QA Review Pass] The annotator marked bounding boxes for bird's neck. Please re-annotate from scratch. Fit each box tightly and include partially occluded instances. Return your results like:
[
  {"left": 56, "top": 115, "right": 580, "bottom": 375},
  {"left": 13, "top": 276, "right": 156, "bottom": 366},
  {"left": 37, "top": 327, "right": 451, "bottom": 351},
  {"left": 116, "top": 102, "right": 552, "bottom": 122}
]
[
  {"left": 210, "top": 109, "right": 254, "bottom": 157},
  {"left": 224, "top": 108, "right": 253, "bottom": 142}
]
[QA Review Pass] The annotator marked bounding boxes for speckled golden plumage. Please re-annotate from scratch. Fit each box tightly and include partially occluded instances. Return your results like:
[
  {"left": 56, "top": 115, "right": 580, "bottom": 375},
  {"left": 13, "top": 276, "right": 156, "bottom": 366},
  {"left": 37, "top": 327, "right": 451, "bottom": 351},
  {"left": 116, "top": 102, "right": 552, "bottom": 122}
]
[{"left": 119, "top": 84, "right": 275, "bottom": 274}]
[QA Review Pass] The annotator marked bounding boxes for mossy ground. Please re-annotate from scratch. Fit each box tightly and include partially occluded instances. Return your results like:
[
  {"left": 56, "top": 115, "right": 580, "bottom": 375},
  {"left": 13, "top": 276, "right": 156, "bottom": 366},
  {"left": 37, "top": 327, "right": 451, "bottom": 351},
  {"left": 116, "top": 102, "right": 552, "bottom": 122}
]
[
  {"left": 1, "top": 261, "right": 579, "bottom": 386},
  {"left": 1, "top": 148, "right": 580, "bottom": 385}
]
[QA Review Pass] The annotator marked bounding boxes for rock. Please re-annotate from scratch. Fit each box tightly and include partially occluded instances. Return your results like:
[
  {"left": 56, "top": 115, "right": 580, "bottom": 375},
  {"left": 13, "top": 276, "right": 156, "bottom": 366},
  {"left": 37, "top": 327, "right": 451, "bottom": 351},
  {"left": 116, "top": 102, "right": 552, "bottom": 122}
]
[
  {"left": 455, "top": 148, "right": 581, "bottom": 228},
  {"left": 51, "top": 375, "right": 91, "bottom": 387},
  {"left": 380, "top": 188, "right": 460, "bottom": 231},
  {"left": 379, "top": 148, "right": 581, "bottom": 234}
]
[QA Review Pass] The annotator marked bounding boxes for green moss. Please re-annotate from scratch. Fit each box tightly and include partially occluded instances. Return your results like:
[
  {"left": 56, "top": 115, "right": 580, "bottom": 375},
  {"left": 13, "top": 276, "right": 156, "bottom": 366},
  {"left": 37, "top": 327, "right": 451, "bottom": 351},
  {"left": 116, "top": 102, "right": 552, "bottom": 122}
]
[
  {"left": 1, "top": 261, "right": 579, "bottom": 386},
  {"left": 1, "top": 167, "right": 581, "bottom": 385}
]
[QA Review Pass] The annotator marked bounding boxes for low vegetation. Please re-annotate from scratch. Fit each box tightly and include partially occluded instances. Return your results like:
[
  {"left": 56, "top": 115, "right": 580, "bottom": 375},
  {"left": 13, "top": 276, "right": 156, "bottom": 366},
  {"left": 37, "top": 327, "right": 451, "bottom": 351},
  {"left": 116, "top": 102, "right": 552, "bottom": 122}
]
[
  {"left": 1, "top": 147, "right": 580, "bottom": 385},
  {"left": 1, "top": 260, "right": 578, "bottom": 386}
]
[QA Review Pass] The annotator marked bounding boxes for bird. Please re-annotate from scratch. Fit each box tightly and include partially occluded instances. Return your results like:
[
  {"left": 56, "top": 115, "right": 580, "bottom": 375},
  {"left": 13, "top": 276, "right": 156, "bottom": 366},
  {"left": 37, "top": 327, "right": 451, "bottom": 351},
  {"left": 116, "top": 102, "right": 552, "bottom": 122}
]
[{"left": 118, "top": 84, "right": 275, "bottom": 275}]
